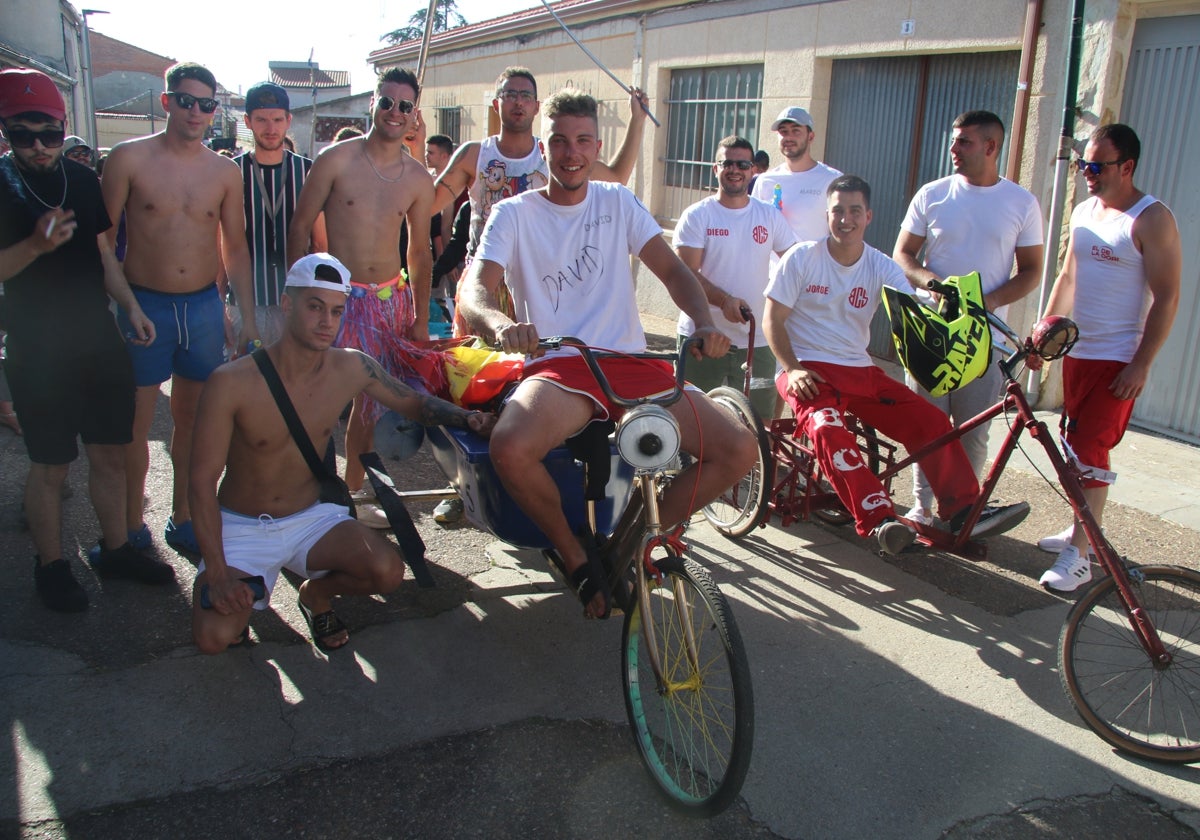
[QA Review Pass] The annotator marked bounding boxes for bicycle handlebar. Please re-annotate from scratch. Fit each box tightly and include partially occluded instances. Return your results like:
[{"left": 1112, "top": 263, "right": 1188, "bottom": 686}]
[{"left": 503, "top": 336, "right": 691, "bottom": 408}]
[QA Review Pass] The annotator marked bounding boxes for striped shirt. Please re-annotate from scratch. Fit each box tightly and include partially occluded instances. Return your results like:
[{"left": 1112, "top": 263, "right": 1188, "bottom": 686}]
[{"left": 234, "top": 150, "right": 313, "bottom": 306}]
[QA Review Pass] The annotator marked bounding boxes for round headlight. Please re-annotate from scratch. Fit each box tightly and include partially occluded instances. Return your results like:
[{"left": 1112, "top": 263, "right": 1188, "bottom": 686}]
[{"left": 616, "top": 405, "right": 680, "bottom": 471}]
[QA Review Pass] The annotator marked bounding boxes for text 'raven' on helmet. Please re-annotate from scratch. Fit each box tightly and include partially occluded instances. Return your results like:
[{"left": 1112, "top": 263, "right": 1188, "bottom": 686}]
[{"left": 883, "top": 271, "right": 992, "bottom": 397}]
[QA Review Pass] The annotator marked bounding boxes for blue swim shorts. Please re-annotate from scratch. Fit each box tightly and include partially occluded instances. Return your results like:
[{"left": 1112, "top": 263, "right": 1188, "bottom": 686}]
[{"left": 118, "top": 283, "right": 226, "bottom": 385}]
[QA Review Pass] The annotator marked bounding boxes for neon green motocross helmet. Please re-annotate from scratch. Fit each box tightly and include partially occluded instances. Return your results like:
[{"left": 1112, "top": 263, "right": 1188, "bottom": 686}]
[{"left": 882, "top": 271, "right": 992, "bottom": 397}]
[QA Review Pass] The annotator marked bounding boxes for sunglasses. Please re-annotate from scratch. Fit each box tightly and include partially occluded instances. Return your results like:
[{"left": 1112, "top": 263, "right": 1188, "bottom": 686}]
[
  {"left": 719, "top": 159, "right": 755, "bottom": 171},
  {"left": 4, "top": 126, "right": 66, "bottom": 149},
  {"left": 170, "top": 92, "right": 219, "bottom": 113},
  {"left": 1075, "top": 158, "right": 1123, "bottom": 176},
  {"left": 497, "top": 90, "right": 537, "bottom": 103},
  {"left": 376, "top": 96, "right": 415, "bottom": 114}
]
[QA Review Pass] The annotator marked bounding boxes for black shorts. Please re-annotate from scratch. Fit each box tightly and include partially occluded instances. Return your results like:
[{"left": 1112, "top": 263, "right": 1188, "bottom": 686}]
[{"left": 5, "top": 322, "right": 135, "bottom": 465}]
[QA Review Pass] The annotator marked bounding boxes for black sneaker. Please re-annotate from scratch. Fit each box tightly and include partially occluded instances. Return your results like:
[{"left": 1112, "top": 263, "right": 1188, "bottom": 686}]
[
  {"left": 34, "top": 557, "right": 89, "bottom": 612},
  {"left": 950, "top": 502, "right": 1031, "bottom": 540},
  {"left": 89, "top": 540, "right": 176, "bottom": 585}
]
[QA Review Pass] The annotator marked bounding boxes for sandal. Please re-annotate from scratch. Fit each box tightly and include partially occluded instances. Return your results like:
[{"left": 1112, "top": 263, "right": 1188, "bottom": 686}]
[
  {"left": 165, "top": 518, "right": 201, "bottom": 554},
  {"left": 569, "top": 542, "right": 612, "bottom": 620},
  {"left": 297, "top": 596, "right": 349, "bottom": 652},
  {"left": 0, "top": 411, "right": 21, "bottom": 436},
  {"left": 229, "top": 625, "right": 251, "bottom": 648}
]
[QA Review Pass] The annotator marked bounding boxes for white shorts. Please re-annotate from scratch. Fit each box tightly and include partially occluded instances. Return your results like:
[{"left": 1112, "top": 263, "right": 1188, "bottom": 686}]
[{"left": 197, "top": 502, "right": 354, "bottom": 609}]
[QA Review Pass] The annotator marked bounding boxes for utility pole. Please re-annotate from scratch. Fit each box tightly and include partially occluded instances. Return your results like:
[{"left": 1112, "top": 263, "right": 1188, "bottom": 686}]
[
  {"left": 80, "top": 9, "right": 109, "bottom": 150},
  {"left": 308, "top": 49, "right": 318, "bottom": 157}
]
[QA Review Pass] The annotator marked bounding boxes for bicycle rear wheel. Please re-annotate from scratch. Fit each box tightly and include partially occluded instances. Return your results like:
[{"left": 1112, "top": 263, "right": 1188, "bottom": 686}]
[
  {"left": 1059, "top": 564, "right": 1200, "bottom": 763},
  {"left": 701, "top": 386, "right": 773, "bottom": 538},
  {"left": 622, "top": 554, "right": 755, "bottom": 815}
]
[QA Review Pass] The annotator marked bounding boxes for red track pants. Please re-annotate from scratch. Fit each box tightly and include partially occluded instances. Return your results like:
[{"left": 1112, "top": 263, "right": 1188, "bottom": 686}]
[{"left": 778, "top": 362, "right": 979, "bottom": 536}]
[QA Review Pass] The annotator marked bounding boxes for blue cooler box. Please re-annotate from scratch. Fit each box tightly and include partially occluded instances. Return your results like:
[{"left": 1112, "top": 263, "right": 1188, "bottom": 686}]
[{"left": 426, "top": 425, "right": 636, "bottom": 550}]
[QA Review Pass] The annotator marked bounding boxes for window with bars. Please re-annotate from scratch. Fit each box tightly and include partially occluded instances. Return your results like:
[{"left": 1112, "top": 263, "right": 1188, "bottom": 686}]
[
  {"left": 664, "top": 64, "right": 764, "bottom": 203},
  {"left": 436, "top": 106, "right": 462, "bottom": 144}
]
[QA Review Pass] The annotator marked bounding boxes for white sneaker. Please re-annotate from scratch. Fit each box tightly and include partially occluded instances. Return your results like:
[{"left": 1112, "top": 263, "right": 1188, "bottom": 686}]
[
  {"left": 904, "top": 506, "right": 933, "bottom": 527},
  {"left": 357, "top": 503, "right": 392, "bottom": 530},
  {"left": 1037, "top": 525, "right": 1075, "bottom": 554},
  {"left": 1039, "top": 545, "right": 1093, "bottom": 593}
]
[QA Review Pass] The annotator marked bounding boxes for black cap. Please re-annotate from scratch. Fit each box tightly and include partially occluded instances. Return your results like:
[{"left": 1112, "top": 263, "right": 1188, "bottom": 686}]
[{"left": 245, "top": 82, "right": 290, "bottom": 113}]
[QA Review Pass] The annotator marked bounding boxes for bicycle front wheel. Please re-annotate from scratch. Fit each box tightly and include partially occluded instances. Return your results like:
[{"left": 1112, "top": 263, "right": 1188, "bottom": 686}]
[
  {"left": 701, "top": 386, "right": 773, "bottom": 538},
  {"left": 622, "top": 554, "right": 755, "bottom": 815},
  {"left": 1059, "top": 564, "right": 1200, "bottom": 763}
]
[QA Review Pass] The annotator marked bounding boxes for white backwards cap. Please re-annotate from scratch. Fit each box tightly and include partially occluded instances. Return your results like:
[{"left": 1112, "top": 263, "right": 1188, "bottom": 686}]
[{"left": 284, "top": 253, "right": 352, "bottom": 294}]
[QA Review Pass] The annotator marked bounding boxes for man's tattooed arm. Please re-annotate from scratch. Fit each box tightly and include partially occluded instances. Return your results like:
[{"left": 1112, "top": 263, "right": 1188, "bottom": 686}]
[{"left": 357, "top": 351, "right": 478, "bottom": 429}]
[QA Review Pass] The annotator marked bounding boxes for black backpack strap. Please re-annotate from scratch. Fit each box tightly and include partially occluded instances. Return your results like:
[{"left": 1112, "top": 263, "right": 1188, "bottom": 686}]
[
  {"left": 251, "top": 348, "right": 329, "bottom": 480},
  {"left": 565, "top": 420, "right": 616, "bottom": 501}
]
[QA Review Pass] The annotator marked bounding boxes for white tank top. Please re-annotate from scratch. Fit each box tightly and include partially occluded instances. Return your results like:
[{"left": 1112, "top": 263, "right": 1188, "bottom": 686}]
[
  {"left": 468, "top": 135, "right": 549, "bottom": 254},
  {"left": 1069, "top": 193, "right": 1162, "bottom": 362}
]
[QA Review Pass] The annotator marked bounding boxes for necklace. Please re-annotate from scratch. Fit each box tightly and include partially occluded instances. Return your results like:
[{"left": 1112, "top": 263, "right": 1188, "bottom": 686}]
[
  {"left": 362, "top": 144, "right": 407, "bottom": 183},
  {"left": 14, "top": 158, "right": 67, "bottom": 209}
]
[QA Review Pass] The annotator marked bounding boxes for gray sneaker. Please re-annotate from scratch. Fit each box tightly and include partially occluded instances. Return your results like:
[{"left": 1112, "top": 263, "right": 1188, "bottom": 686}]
[
  {"left": 433, "top": 495, "right": 465, "bottom": 524},
  {"left": 872, "top": 519, "right": 916, "bottom": 555}
]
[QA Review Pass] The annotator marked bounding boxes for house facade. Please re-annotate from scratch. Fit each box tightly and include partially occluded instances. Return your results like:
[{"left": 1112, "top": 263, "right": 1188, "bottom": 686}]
[{"left": 370, "top": 0, "right": 1200, "bottom": 443}]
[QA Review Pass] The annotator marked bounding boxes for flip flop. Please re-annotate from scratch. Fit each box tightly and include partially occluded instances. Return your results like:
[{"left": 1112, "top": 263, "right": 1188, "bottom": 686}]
[
  {"left": 297, "top": 596, "right": 349, "bottom": 652},
  {"left": 569, "top": 543, "right": 612, "bottom": 620}
]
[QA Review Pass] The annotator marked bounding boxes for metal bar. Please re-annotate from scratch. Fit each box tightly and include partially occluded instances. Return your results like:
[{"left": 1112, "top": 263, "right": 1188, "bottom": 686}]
[
  {"left": 415, "top": 0, "right": 439, "bottom": 105},
  {"left": 538, "top": 0, "right": 660, "bottom": 127}
]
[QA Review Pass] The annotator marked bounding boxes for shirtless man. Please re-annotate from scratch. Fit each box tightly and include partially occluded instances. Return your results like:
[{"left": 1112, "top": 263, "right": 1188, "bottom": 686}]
[
  {"left": 101, "top": 62, "right": 257, "bottom": 556},
  {"left": 286, "top": 67, "right": 434, "bottom": 508},
  {"left": 189, "top": 253, "right": 494, "bottom": 653}
]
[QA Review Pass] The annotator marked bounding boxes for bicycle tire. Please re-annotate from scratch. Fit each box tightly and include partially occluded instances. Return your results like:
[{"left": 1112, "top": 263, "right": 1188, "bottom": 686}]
[
  {"left": 1059, "top": 564, "right": 1200, "bottom": 763},
  {"left": 622, "top": 554, "right": 755, "bottom": 815},
  {"left": 701, "top": 386, "right": 773, "bottom": 538}
]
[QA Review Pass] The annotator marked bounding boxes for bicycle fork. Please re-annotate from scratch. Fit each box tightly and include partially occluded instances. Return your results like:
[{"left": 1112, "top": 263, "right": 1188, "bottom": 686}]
[{"left": 632, "top": 473, "right": 703, "bottom": 694}]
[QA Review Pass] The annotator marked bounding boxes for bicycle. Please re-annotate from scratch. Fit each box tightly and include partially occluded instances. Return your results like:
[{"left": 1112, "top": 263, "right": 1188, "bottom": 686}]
[
  {"left": 424, "top": 337, "right": 755, "bottom": 814},
  {"left": 704, "top": 303, "right": 1200, "bottom": 763}
]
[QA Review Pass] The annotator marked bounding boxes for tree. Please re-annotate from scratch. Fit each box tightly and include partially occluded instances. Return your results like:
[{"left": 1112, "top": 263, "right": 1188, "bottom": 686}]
[{"left": 381, "top": 2, "right": 468, "bottom": 44}]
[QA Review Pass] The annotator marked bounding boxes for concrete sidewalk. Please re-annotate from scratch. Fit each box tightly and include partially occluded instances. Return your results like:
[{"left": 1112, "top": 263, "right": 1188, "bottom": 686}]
[{"left": 2, "top": 356, "right": 1199, "bottom": 838}]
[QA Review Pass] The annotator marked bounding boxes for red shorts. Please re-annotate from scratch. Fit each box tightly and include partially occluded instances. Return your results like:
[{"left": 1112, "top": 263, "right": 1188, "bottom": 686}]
[
  {"left": 1062, "top": 356, "right": 1137, "bottom": 488},
  {"left": 525, "top": 354, "right": 676, "bottom": 420}
]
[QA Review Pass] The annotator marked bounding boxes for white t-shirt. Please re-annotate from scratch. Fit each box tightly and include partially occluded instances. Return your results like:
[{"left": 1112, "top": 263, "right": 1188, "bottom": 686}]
[
  {"left": 765, "top": 238, "right": 914, "bottom": 367},
  {"left": 1069, "top": 194, "right": 1161, "bottom": 362},
  {"left": 750, "top": 161, "right": 842, "bottom": 244},
  {"left": 901, "top": 174, "right": 1043, "bottom": 326},
  {"left": 673, "top": 195, "right": 797, "bottom": 345},
  {"left": 476, "top": 181, "right": 662, "bottom": 354}
]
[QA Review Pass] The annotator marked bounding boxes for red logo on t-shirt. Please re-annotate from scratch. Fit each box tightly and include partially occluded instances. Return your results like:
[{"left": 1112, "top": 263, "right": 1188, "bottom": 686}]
[
  {"left": 752, "top": 225, "right": 768, "bottom": 244},
  {"left": 848, "top": 287, "right": 870, "bottom": 309}
]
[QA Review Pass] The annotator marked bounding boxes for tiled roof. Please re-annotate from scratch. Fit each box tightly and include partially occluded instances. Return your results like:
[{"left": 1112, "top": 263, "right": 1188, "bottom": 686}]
[
  {"left": 269, "top": 67, "right": 350, "bottom": 89},
  {"left": 372, "top": 0, "right": 595, "bottom": 52}
]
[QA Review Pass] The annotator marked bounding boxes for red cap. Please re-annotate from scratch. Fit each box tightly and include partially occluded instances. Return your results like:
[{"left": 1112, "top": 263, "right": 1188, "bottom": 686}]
[{"left": 0, "top": 69, "right": 67, "bottom": 121}]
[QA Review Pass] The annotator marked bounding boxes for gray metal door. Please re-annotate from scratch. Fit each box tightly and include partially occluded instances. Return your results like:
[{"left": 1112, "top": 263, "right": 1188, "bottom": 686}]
[
  {"left": 1122, "top": 15, "right": 1200, "bottom": 443},
  {"left": 826, "top": 52, "right": 1020, "bottom": 359}
]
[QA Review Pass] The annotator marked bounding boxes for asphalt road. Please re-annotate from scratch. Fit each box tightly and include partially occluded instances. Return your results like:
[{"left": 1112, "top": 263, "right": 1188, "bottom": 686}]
[{"left": 2, "top": 347, "right": 1199, "bottom": 839}]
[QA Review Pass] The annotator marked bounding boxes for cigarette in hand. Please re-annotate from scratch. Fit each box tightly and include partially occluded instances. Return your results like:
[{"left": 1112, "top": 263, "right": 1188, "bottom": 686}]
[{"left": 45, "top": 217, "right": 56, "bottom": 239}]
